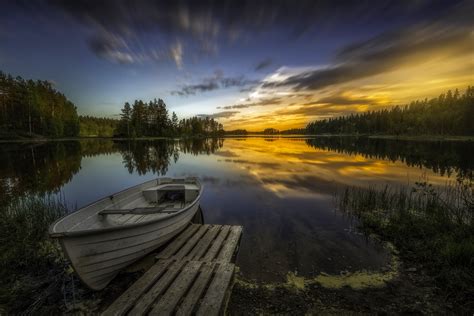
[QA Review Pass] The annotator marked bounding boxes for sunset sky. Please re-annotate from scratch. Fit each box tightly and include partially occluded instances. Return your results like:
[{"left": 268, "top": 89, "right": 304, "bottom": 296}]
[{"left": 1, "top": 0, "right": 473, "bottom": 130}]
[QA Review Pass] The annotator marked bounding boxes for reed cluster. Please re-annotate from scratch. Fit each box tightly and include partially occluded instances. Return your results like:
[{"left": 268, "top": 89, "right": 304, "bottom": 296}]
[
  {"left": 0, "top": 196, "right": 69, "bottom": 313},
  {"left": 338, "top": 180, "right": 473, "bottom": 308}
]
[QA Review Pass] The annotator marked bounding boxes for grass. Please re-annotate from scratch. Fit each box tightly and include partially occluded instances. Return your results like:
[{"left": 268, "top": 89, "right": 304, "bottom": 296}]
[
  {"left": 0, "top": 195, "right": 70, "bottom": 313},
  {"left": 0, "top": 196, "right": 68, "bottom": 270},
  {"left": 338, "top": 180, "right": 474, "bottom": 310}
]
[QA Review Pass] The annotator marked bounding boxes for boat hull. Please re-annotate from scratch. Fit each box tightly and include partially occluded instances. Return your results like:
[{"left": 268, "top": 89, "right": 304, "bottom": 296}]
[{"left": 60, "top": 202, "right": 199, "bottom": 290}]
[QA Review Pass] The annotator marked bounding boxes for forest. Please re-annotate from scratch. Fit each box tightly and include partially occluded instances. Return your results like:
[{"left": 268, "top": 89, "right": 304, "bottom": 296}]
[
  {"left": 79, "top": 116, "right": 118, "bottom": 137},
  {"left": 0, "top": 71, "right": 225, "bottom": 139},
  {"left": 0, "top": 71, "right": 79, "bottom": 137},
  {"left": 306, "top": 87, "right": 474, "bottom": 136},
  {"left": 116, "top": 99, "right": 224, "bottom": 137}
]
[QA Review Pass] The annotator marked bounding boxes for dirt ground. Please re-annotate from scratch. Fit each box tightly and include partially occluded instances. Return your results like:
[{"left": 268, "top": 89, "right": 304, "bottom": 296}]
[
  {"left": 7, "top": 241, "right": 470, "bottom": 315},
  {"left": 227, "top": 262, "right": 456, "bottom": 315},
  {"left": 9, "top": 259, "right": 467, "bottom": 315}
]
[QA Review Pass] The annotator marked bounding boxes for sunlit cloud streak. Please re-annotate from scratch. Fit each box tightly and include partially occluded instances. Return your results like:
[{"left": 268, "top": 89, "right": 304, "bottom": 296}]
[
  {"left": 262, "top": 1, "right": 473, "bottom": 92},
  {"left": 217, "top": 97, "right": 283, "bottom": 109},
  {"left": 197, "top": 111, "right": 239, "bottom": 119}
]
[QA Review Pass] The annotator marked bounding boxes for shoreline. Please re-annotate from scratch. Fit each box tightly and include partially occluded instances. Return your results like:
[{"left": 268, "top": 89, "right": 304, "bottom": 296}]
[{"left": 1, "top": 134, "right": 473, "bottom": 144}]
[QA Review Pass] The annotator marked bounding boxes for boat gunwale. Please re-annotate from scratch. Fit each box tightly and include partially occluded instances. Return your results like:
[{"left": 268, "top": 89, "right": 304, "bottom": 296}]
[{"left": 49, "top": 177, "right": 203, "bottom": 238}]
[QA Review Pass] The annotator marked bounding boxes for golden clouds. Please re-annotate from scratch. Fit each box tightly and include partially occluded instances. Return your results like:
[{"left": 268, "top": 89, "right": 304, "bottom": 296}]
[{"left": 218, "top": 2, "right": 474, "bottom": 131}]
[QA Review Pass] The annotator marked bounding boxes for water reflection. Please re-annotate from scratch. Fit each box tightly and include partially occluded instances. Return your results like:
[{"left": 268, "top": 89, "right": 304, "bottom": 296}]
[
  {"left": 306, "top": 137, "right": 473, "bottom": 180},
  {"left": 0, "top": 142, "right": 82, "bottom": 204},
  {"left": 1, "top": 137, "right": 472, "bottom": 282},
  {"left": 116, "top": 138, "right": 224, "bottom": 175},
  {"left": 0, "top": 138, "right": 224, "bottom": 202}
]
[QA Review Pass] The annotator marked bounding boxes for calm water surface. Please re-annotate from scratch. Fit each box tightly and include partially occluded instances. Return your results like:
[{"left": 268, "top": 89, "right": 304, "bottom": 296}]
[{"left": 1, "top": 137, "right": 472, "bottom": 282}]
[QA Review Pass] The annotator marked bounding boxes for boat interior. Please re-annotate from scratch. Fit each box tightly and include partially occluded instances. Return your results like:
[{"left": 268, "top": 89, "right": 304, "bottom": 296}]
[{"left": 51, "top": 178, "right": 201, "bottom": 234}]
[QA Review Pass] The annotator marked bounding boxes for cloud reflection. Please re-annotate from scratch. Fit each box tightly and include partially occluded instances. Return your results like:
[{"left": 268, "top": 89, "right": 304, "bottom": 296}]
[{"left": 213, "top": 138, "right": 467, "bottom": 198}]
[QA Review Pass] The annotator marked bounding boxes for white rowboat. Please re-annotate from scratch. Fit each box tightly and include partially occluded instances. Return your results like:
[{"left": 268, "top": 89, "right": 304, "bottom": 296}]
[{"left": 49, "top": 177, "right": 203, "bottom": 290}]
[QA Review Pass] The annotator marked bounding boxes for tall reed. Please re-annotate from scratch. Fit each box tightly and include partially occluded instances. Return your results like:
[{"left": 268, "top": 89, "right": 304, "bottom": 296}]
[
  {"left": 0, "top": 196, "right": 68, "bottom": 275},
  {"left": 338, "top": 180, "right": 473, "bottom": 307},
  {"left": 0, "top": 195, "right": 70, "bottom": 313}
]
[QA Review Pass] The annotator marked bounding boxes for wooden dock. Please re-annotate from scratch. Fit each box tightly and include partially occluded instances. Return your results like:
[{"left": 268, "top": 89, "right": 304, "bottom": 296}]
[{"left": 102, "top": 224, "right": 243, "bottom": 316}]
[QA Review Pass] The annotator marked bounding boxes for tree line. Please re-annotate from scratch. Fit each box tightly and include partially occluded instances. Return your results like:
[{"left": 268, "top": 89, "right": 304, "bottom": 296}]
[
  {"left": 79, "top": 116, "right": 118, "bottom": 137},
  {"left": 224, "top": 128, "right": 306, "bottom": 135},
  {"left": 307, "top": 87, "right": 474, "bottom": 136},
  {"left": 0, "top": 71, "right": 79, "bottom": 137},
  {"left": 116, "top": 99, "right": 224, "bottom": 137},
  {"left": 0, "top": 71, "right": 226, "bottom": 139}
]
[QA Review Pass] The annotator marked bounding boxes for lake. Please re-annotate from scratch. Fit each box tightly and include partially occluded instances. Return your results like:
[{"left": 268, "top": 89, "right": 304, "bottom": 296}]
[{"left": 1, "top": 137, "right": 472, "bottom": 283}]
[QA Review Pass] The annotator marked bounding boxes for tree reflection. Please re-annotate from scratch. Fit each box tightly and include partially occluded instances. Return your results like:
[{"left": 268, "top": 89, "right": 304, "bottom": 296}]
[
  {"left": 115, "top": 138, "right": 224, "bottom": 175},
  {"left": 305, "top": 137, "right": 473, "bottom": 180},
  {"left": 0, "top": 142, "right": 82, "bottom": 204},
  {"left": 177, "top": 138, "right": 224, "bottom": 155},
  {"left": 0, "top": 138, "right": 224, "bottom": 203},
  {"left": 115, "top": 140, "right": 176, "bottom": 175}
]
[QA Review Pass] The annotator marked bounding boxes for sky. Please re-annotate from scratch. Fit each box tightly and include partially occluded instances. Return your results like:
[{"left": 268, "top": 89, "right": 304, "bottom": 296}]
[{"left": 1, "top": 0, "right": 473, "bottom": 130}]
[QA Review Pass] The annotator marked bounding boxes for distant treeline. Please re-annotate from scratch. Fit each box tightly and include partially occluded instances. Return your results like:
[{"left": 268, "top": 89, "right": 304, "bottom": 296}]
[
  {"left": 307, "top": 87, "right": 474, "bottom": 136},
  {"left": 224, "top": 128, "right": 306, "bottom": 135},
  {"left": 79, "top": 116, "right": 118, "bottom": 137},
  {"left": 116, "top": 99, "right": 224, "bottom": 137},
  {"left": 225, "top": 129, "right": 249, "bottom": 135},
  {"left": 0, "top": 71, "right": 79, "bottom": 137}
]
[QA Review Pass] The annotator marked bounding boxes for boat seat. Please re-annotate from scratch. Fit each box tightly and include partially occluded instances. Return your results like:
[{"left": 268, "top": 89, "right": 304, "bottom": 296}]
[{"left": 99, "top": 206, "right": 179, "bottom": 217}]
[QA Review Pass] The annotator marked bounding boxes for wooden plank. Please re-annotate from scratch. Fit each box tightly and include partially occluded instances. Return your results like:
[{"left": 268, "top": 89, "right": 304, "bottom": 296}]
[
  {"left": 186, "top": 225, "right": 221, "bottom": 260},
  {"left": 103, "top": 224, "right": 243, "bottom": 316},
  {"left": 216, "top": 226, "right": 242, "bottom": 263},
  {"left": 196, "top": 263, "right": 235, "bottom": 316},
  {"left": 202, "top": 226, "right": 231, "bottom": 262},
  {"left": 148, "top": 261, "right": 203, "bottom": 315},
  {"left": 175, "top": 262, "right": 216, "bottom": 316},
  {"left": 173, "top": 225, "right": 210, "bottom": 259},
  {"left": 99, "top": 206, "right": 177, "bottom": 216},
  {"left": 156, "top": 224, "right": 200, "bottom": 259},
  {"left": 129, "top": 259, "right": 186, "bottom": 315},
  {"left": 101, "top": 259, "right": 173, "bottom": 316}
]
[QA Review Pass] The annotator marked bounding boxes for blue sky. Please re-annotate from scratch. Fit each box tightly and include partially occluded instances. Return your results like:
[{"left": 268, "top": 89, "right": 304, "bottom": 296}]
[{"left": 1, "top": 0, "right": 472, "bottom": 130}]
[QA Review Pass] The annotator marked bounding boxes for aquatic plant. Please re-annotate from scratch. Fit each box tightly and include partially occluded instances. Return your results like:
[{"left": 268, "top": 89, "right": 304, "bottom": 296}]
[
  {"left": 0, "top": 196, "right": 70, "bottom": 313},
  {"left": 0, "top": 195, "right": 68, "bottom": 272},
  {"left": 338, "top": 179, "right": 473, "bottom": 309}
]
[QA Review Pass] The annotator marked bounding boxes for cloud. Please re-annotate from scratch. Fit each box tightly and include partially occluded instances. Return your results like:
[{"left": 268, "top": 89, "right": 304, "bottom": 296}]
[
  {"left": 171, "top": 71, "right": 258, "bottom": 96},
  {"left": 197, "top": 111, "right": 239, "bottom": 119},
  {"left": 263, "top": 2, "right": 473, "bottom": 92},
  {"left": 218, "top": 97, "right": 282, "bottom": 109},
  {"left": 169, "top": 41, "right": 183, "bottom": 68},
  {"left": 171, "top": 82, "right": 219, "bottom": 96},
  {"left": 11, "top": 1, "right": 451, "bottom": 68},
  {"left": 88, "top": 32, "right": 139, "bottom": 64},
  {"left": 255, "top": 58, "right": 272, "bottom": 71},
  {"left": 303, "top": 94, "right": 375, "bottom": 106}
]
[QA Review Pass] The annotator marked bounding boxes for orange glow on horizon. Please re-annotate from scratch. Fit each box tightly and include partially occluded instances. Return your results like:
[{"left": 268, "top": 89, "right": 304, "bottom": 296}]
[{"left": 220, "top": 52, "right": 474, "bottom": 131}]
